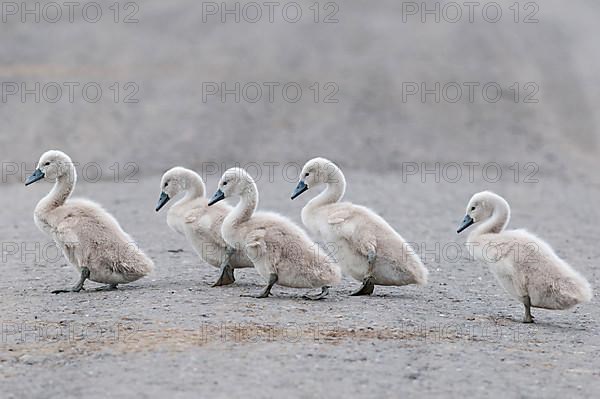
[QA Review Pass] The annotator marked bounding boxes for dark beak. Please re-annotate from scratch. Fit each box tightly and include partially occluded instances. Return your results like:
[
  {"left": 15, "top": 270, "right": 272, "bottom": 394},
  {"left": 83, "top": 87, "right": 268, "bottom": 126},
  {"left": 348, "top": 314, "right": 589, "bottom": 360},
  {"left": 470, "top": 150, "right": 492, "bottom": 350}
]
[
  {"left": 291, "top": 180, "right": 308, "bottom": 200},
  {"left": 457, "top": 215, "right": 475, "bottom": 233},
  {"left": 25, "top": 168, "right": 45, "bottom": 186},
  {"left": 208, "top": 189, "right": 225, "bottom": 206},
  {"left": 155, "top": 192, "right": 170, "bottom": 212}
]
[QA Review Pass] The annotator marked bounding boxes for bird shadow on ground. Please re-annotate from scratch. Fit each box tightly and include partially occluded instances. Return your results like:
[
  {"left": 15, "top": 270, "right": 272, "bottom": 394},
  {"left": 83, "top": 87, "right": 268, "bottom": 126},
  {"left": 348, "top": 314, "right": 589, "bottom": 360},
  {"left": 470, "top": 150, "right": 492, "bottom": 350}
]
[{"left": 44, "top": 284, "right": 147, "bottom": 295}]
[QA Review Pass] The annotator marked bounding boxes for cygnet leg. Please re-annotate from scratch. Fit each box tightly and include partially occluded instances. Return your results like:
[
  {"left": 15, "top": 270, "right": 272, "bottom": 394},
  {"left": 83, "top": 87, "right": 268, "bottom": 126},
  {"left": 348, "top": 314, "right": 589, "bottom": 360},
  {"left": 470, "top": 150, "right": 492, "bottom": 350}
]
[
  {"left": 52, "top": 267, "right": 90, "bottom": 294},
  {"left": 212, "top": 247, "right": 236, "bottom": 287},
  {"left": 350, "top": 250, "right": 376, "bottom": 296},
  {"left": 242, "top": 273, "right": 277, "bottom": 298},
  {"left": 94, "top": 283, "right": 118, "bottom": 291},
  {"left": 523, "top": 296, "right": 534, "bottom": 323},
  {"left": 303, "top": 286, "right": 330, "bottom": 300}
]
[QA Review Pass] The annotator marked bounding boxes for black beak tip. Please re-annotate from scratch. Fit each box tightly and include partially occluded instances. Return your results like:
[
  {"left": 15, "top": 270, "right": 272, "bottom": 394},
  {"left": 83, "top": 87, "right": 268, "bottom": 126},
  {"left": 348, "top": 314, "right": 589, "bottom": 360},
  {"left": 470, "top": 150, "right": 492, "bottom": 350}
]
[
  {"left": 208, "top": 189, "right": 225, "bottom": 206},
  {"left": 25, "top": 169, "right": 45, "bottom": 186},
  {"left": 456, "top": 215, "right": 474, "bottom": 234},
  {"left": 155, "top": 192, "right": 170, "bottom": 212},
  {"left": 291, "top": 180, "right": 308, "bottom": 200}
]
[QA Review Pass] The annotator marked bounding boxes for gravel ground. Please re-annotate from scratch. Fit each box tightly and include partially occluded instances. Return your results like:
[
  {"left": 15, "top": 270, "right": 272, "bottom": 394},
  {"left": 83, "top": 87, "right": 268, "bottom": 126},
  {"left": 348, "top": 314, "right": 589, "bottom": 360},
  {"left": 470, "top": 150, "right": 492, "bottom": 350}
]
[
  {"left": 0, "top": 168, "right": 598, "bottom": 398},
  {"left": 1, "top": 0, "right": 600, "bottom": 397}
]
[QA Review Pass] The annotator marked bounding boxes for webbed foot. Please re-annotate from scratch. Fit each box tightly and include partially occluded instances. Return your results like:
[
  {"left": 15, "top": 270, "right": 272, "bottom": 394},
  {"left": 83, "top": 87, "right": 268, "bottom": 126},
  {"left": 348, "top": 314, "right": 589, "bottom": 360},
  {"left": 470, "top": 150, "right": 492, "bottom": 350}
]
[
  {"left": 522, "top": 315, "right": 534, "bottom": 323},
  {"left": 303, "top": 286, "right": 330, "bottom": 300},
  {"left": 241, "top": 273, "right": 277, "bottom": 299},
  {"left": 241, "top": 291, "right": 271, "bottom": 299},
  {"left": 350, "top": 275, "right": 375, "bottom": 296},
  {"left": 94, "top": 284, "right": 118, "bottom": 292},
  {"left": 52, "top": 267, "right": 90, "bottom": 294},
  {"left": 52, "top": 287, "right": 84, "bottom": 294},
  {"left": 212, "top": 263, "right": 236, "bottom": 287}
]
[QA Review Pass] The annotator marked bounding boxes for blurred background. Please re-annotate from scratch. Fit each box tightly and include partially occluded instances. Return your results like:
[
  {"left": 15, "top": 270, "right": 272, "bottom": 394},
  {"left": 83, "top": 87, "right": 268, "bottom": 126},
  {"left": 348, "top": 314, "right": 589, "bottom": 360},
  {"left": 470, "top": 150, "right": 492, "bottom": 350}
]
[{"left": 1, "top": 0, "right": 599, "bottom": 180}]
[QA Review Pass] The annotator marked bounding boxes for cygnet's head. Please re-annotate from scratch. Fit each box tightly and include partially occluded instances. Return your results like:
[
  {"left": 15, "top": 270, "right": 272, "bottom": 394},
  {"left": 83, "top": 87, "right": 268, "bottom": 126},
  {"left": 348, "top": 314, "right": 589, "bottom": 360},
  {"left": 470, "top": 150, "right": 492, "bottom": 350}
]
[
  {"left": 208, "top": 167, "right": 256, "bottom": 206},
  {"left": 457, "top": 191, "right": 509, "bottom": 233},
  {"left": 155, "top": 167, "right": 200, "bottom": 212},
  {"left": 291, "top": 157, "right": 341, "bottom": 200},
  {"left": 25, "top": 150, "right": 74, "bottom": 186}
]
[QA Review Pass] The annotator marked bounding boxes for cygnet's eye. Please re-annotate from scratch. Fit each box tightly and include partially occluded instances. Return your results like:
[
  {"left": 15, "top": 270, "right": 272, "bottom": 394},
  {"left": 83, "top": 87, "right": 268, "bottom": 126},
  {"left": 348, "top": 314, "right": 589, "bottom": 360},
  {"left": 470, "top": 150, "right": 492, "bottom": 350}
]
[
  {"left": 471, "top": 206, "right": 476, "bottom": 211},
  {"left": 223, "top": 181, "right": 228, "bottom": 186},
  {"left": 305, "top": 172, "right": 309, "bottom": 177},
  {"left": 44, "top": 161, "right": 50, "bottom": 166},
  {"left": 164, "top": 182, "right": 168, "bottom": 187}
]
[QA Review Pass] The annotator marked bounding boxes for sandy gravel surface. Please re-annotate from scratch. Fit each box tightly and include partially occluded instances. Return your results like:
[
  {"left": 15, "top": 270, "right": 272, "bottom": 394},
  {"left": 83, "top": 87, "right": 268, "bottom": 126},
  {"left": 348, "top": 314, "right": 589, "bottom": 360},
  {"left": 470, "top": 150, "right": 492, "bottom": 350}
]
[{"left": 1, "top": 168, "right": 598, "bottom": 398}]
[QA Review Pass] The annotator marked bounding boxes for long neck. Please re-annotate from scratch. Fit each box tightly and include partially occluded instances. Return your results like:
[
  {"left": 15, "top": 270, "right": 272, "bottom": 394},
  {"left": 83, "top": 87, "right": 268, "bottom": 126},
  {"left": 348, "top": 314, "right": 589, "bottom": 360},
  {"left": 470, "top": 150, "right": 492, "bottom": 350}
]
[
  {"left": 468, "top": 201, "right": 510, "bottom": 239},
  {"left": 228, "top": 182, "right": 258, "bottom": 225},
  {"left": 175, "top": 172, "right": 206, "bottom": 206},
  {"left": 37, "top": 167, "right": 76, "bottom": 213},
  {"left": 307, "top": 166, "right": 346, "bottom": 209}
]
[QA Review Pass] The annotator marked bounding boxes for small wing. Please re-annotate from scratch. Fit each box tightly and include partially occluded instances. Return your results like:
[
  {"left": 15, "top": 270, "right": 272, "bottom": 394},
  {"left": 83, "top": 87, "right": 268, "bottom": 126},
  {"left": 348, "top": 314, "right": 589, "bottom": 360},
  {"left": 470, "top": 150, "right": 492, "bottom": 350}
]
[
  {"left": 327, "top": 209, "right": 352, "bottom": 225},
  {"left": 184, "top": 214, "right": 198, "bottom": 224},
  {"left": 54, "top": 216, "right": 80, "bottom": 247},
  {"left": 244, "top": 228, "right": 281, "bottom": 271},
  {"left": 183, "top": 207, "right": 205, "bottom": 226},
  {"left": 54, "top": 217, "right": 83, "bottom": 266},
  {"left": 245, "top": 229, "right": 266, "bottom": 256},
  {"left": 185, "top": 210, "right": 228, "bottom": 247},
  {"left": 327, "top": 208, "right": 377, "bottom": 256},
  {"left": 478, "top": 235, "right": 520, "bottom": 261},
  {"left": 353, "top": 229, "right": 377, "bottom": 257}
]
